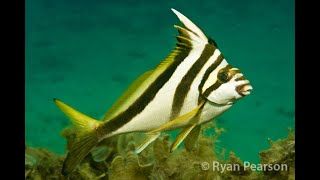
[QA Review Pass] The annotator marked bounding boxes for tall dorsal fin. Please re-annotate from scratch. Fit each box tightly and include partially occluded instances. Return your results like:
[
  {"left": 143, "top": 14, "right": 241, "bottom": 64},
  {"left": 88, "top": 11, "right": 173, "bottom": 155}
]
[
  {"left": 171, "top": 8, "right": 209, "bottom": 47},
  {"left": 102, "top": 9, "right": 210, "bottom": 122}
]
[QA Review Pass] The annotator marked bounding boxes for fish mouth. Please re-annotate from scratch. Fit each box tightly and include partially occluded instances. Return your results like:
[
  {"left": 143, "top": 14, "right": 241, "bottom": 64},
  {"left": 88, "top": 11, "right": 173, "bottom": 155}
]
[{"left": 236, "top": 83, "right": 253, "bottom": 96}]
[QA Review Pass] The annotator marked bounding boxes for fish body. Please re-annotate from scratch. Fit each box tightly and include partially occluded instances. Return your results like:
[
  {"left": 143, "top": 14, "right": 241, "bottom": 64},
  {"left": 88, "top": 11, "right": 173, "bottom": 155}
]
[{"left": 54, "top": 8, "right": 252, "bottom": 175}]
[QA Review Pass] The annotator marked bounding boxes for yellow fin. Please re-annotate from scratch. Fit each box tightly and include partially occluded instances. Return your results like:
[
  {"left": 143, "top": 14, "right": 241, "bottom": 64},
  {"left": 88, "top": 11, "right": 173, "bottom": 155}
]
[
  {"left": 134, "top": 132, "right": 160, "bottom": 154},
  {"left": 54, "top": 99, "right": 101, "bottom": 134},
  {"left": 53, "top": 99, "right": 101, "bottom": 175},
  {"left": 184, "top": 125, "right": 201, "bottom": 151},
  {"left": 147, "top": 101, "right": 205, "bottom": 134},
  {"left": 62, "top": 132, "right": 99, "bottom": 175},
  {"left": 171, "top": 125, "right": 196, "bottom": 152}
]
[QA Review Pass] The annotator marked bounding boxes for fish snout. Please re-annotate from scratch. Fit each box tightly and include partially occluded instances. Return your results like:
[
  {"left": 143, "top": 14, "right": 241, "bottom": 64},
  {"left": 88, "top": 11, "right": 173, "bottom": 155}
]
[{"left": 236, "top": 82, "right": 253, "bottom": 96}]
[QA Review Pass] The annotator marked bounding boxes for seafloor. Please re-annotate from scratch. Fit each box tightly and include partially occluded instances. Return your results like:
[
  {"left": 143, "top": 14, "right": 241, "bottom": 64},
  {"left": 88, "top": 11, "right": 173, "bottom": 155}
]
[
  {"left": 25, "top": 0, "right": 294, "bottom": 178},
  {"left": 26, "top": 123, "right": 295, "bottom": 179}
]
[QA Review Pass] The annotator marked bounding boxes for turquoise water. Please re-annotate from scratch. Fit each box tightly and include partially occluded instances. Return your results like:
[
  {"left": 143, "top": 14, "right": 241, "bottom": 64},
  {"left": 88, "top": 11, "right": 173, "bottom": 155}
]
[{"left": 25, "top": 0, "right": 294, "bottom": 164}]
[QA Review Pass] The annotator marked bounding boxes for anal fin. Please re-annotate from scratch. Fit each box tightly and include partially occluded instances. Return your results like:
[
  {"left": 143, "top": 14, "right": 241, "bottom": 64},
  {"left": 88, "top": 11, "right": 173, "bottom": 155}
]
[
  {"left": 134, "top": 132, "right": 160, "bottom": 154},
  {"left": 170, "top": 125, "right": 196, "bottom": 152},
  {"left": 184, "top": 125, "right": 201, "bottom": 151}
]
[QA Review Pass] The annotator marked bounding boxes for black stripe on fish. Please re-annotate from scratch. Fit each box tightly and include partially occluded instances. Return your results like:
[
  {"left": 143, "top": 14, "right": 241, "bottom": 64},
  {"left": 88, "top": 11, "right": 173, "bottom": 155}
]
[
  {"left": 202, "top": 64, "right": 234, "bottom": 98},
  {"left": 198, "top": 53, "right": 224, "bottom": 103},
  {"left": 208, "top": 37, "right": 218, "bottom": 48},
  {"left": 170, "top": 44, "right": 216, "bottom": 120},
  {"left": 101, "top": 49, "right": 191, "bottom": 134}
]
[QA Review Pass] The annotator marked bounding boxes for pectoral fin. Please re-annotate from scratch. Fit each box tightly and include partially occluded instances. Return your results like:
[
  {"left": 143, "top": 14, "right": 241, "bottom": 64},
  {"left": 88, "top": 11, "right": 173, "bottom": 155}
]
[
  {"left": 170, "top": 125, "right": 196, "bottom": 152},
  {"left": 184, "top": 125, "right": 201, "bottom": 151},
  {"left": 134, "top": 132, "right": 160, "bottom": 154},
  {"left": 147, "top": 101, "right": 205, "bottom": 134}
]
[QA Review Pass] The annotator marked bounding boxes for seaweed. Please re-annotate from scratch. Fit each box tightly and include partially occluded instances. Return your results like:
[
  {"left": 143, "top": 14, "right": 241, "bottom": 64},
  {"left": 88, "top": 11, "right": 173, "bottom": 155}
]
[
  {"left": 25, "top": 145, "right": 65, "bottom": 179},
  {"left": 259, "top": 129, "right": 295, "bottom": 180},
  {"left": 25, "top": 123, "right": 295, "bottom": 179}
]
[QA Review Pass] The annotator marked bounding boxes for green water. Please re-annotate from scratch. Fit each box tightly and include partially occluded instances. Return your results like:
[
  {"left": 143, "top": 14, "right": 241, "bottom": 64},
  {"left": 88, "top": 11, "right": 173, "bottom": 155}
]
[{"left": 25, "top": 0, "right": 294, "bottom": 164}]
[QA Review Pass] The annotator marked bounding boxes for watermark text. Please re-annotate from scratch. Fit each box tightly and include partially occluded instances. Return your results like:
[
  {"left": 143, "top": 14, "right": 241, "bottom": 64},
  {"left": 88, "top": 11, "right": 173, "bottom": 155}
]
[{"left": 201, "top": 161, "right": 288, "bottom": 173}]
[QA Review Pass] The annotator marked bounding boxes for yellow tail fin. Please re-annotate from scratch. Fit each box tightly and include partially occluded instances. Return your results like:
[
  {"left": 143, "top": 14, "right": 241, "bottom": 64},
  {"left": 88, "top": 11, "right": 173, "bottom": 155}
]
[{"left": 53, "top": 99, "right": 102, "bottom": 175}]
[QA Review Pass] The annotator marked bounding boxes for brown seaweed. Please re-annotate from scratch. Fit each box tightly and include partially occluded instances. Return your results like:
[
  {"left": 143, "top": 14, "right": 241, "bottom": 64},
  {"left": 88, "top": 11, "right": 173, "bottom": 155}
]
[{"left": 25, "top": 123, "right": 295, "bottom": 179}]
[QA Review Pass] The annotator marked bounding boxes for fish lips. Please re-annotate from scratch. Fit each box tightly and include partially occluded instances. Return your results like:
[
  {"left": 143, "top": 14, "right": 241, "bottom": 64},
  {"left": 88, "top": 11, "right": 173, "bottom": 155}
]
[{"left": 236, "top": 83, "right": 253, "bottom": 96}]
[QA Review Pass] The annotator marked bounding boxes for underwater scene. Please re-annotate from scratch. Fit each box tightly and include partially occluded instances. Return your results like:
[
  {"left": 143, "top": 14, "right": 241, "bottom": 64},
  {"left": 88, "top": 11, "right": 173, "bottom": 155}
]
[{"left": 25, "top": 0, "right": 295, "bottom": 179}]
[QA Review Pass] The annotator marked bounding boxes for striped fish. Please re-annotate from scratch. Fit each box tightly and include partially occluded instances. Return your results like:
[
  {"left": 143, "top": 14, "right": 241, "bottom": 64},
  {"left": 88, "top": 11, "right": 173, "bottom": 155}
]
[{"left": 54, "top": 8, "right": 253, "bottom": 175}]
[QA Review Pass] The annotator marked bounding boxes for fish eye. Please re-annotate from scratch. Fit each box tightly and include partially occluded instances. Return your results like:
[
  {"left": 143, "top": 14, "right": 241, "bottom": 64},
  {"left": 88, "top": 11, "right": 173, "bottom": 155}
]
[{"left": 218, "top": 72, "right": 229, "bottom": 82}]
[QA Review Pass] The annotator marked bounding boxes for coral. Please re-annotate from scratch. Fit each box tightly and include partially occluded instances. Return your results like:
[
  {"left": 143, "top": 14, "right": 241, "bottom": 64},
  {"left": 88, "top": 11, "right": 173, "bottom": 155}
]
[{"left": 25, "top": 124, "right": 295, "bottom": 179}]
